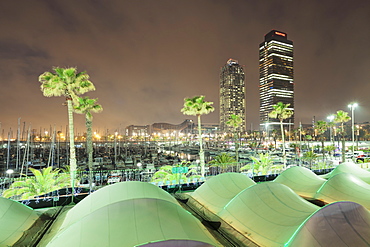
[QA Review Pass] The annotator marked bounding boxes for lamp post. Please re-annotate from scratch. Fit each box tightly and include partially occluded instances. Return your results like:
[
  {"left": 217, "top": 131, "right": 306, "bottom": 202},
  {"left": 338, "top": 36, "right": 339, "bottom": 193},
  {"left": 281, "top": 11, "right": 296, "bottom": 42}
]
[
  {"left": 327, "top": 115, "right": 335, "bottom": 144},
  {"left": 6, "top": 169, "right": 14, "bottom": 185},
  {"left": 348, "top": 103, "right": 358, "bottom": 157},
  {"left": 356, "top": 125, "right": 360, "bottom": 150}
]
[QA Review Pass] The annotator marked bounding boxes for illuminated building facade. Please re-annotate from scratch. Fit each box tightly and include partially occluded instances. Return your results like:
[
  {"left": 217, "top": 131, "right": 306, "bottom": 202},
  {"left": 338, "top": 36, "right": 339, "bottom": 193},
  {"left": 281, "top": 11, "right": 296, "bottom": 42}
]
[
  {"left": 220, "top": 58, "right": 246, "bottom": 132},
  {"left": 259, "top": 30, "right": 294, "bottom": 130}
]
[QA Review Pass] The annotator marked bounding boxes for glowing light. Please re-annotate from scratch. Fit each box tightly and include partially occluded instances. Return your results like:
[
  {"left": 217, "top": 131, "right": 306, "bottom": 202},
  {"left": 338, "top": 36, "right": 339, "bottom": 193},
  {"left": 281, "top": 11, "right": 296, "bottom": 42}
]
[{"left": 275, "top": 31, "right": 286, "bottom": 37}]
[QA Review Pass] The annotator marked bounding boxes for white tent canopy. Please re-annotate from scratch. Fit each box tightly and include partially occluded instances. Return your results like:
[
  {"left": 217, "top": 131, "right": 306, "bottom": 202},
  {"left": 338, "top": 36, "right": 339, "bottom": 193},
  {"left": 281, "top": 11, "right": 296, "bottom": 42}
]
[
  {"left": 286, "top": 201, "right": 370, "bottom": 247},
  {"left": 320, "top": 161, "right": 370, "bottom": 183},
  {"left": 218, "top": 182, "right": 319, "bottom": 247},
  {"left": 315, "top": 173, "right": 370, "bottom": 210},
  {"left": 46, "top": 181, "right": 221, "bottom": 247},
  {"left": 46, "top": 198, "right": 221, "bottom": 247},
  {"left": 60, "top": 181, "right": 178, "bottom": 230},
  {"left": 0, "top": 197, "right": 39, "bottom": 246},
  {"left": 274, "top": 166, "right": 326, "bottom": 199},
  {"left": 189, "top": 173, "right": 255, "bottom": 215}
]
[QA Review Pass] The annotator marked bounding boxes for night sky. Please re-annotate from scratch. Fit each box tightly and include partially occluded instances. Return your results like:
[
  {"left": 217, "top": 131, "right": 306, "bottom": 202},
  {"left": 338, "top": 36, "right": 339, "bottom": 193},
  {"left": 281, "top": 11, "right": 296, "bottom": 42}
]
[{"left": 1, "top": 0, "right": 370, "bottom": 135}]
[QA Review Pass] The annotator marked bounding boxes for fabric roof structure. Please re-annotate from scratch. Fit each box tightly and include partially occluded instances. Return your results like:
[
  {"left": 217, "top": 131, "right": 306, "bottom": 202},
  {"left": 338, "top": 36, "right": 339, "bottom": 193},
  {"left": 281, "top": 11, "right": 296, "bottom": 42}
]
[
  {"left": 46, "top": 181, "right": 221, "bottom": 247},
  {"left": 59, "top": 181, "right": 178, "bottom": 230},
  {"left": 285, "top": 201, "right": 370, "bottom": 247},
  {"left": 314, "top": 173, "right": 370, "bottom": 210},
  {"left": 188, "top": 173, "right": 255, "bottom": 215},
  {"left": 320, "top": 161, "right": 370, "bottom": 183},
  {"left": 274, "top": 166, "right": 326, "bottom": 199},
  {"left": 0, "top": 197, "right": 39, "bottom": 246},
  {"left": 218, "top": 182, "right": 319, "bottom": 247}
]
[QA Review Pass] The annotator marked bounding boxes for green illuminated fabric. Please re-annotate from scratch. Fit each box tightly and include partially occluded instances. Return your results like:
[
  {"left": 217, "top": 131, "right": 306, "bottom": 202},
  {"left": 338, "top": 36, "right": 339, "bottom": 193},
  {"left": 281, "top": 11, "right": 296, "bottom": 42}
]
[
  {"left": 218, "top": 182, "right": 319, "bottom": 247},
  {"left": 46, "top": 198, "right": 221, "bottom": 247},
  {"left": 0, "top": 197, "right": 39, "bottom": 246},
  {"left": 60, "top": 181, "right": 178, "bottom": 230},
  {"left": 320, "top": 161, "right": 370, "bottom": 183},
  {"left": 285, "top": 201, "right": 370, "bottom": 247},
  {"left": 314, "top": 173, "right": 370, "bottom": 210},
  {"left": 274, "top": 166, "right": 326, "bottom": 199},
  {"left": 189, "top": 173, "right": 255, "bottom": 214}
]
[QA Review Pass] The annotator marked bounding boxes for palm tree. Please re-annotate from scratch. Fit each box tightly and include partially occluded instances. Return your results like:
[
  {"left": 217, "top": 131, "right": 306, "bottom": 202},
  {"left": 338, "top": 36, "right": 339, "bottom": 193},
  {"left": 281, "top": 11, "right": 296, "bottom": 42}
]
[
  {"left": 334, "top": 110, "right": 351, "bottom": 163},
  {"left": 226, "top": 114, "right": 243, "bottom": 162},
  {"left": 305, "top": 134, "right": 313, "bottom": 150},
  {"left": 271, "top": 129, "right": 278, "bottom": 150},
  {"left": 268, "top": 102, "right": 293, "bottom": 167},
  {"left": 2, "top": 167, "right": 70, "bottom": 200},
  {"left": 39, "top": 67, "right": 95, "bottom": 193},
  {"left": 151, "top": 163, "right": 200, "bottom": 184},
  {"left": 324, "top": 145, "right": 336, "bottom": 159},
  {"left": 315, "top": 120, "right": 328, "bottom": 160},
  {"left": 74, "top": 96, "right": 103, "bottom": 192},
  {"left": 181, "top": 96, "right": 214, "bottom": 177},
  {"left": 240, "top": 153, "right": 283, "bottom": 175},
  {"left": 209, "top": 153, "right": 237, "bottom": 173},
  {"left": 302, "top": 151, "right": 318, "bottom": 169}
]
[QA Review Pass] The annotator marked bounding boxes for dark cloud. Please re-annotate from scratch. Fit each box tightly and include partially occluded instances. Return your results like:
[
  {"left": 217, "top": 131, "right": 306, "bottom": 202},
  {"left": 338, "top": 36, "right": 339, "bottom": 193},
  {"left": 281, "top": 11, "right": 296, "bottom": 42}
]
[
  {"left": 0, "top": 40, "right": 49, "bottom": 60},
  {"left": 0, "top": 0, "right": 370, "bottom": 134}
]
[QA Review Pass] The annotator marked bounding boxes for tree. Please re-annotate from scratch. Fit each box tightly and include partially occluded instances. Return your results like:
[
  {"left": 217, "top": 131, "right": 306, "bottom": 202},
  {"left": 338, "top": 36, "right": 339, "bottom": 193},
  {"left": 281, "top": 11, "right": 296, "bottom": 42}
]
[
  {"left": 268, "top": 102, "right": 293, "bottom": 167},
  {"left": 181, "top": 96, "right": 214, "bottom": 177},
  {"left": 74, "top": 96, "right": 103, "bottom": 192},
  {"left": 226, "top": 114, "right": 243, "bottom": 162},
  {"left": 39, "top": 67, "right": 95, "bottom": 193},
  {"left": 240, "top": 153, "right": 283, "bottom": 175},
  {"left": 334, "top": 110, "right": 351, "bottom": 163},
  {"left": 324, "top": 145, "right": 336, "bottom": 159},
  {"left": 209, "top": 153, "right": 237, "bottom": 173},
  {"left": 151, "top": 162, "right": 201, "bottom": 184},
  {"left": 302, "top": 151, "right": 318, "bottom": 169},
  {"left": 305, "top": 134, "right": 313, "bottom": 150},
  {"left": 271, "top": 129, "right": 278, "bottom": 150},
  {"left": 2, "top": 167, "right": 70, "bottom": 200},
  {"left": 315, "top": 120, "right": 328, "bottom": 160}
]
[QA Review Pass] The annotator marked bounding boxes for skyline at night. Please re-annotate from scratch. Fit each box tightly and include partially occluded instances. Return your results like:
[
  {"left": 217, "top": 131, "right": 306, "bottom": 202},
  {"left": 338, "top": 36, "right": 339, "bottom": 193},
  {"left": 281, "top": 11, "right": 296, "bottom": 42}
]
[{"left": 1, "top": 1, "right": 370, "bottom": 134}]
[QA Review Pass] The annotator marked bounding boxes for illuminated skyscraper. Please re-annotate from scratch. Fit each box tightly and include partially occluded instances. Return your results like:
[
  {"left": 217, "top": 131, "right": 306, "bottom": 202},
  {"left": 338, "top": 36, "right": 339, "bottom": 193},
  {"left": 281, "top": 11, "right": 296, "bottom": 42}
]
[
  {"left": 220, "top": 58, "right": 246, "bottom": 132},
  {"left": 259, "top": 30, "right": 294, "bottom": 130}
]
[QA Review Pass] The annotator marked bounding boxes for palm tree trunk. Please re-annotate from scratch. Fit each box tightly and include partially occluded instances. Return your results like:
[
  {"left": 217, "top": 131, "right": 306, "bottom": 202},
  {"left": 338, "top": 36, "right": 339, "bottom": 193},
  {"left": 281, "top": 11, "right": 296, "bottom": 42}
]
[
  {"left": 67, "top": 99, "right": 77, "bottom": 198},
  {"left": 234, "top": 131, "right": 239, "bottom": 162},
  {"left": 341, "top": 137, "right": 346, "bottom": 163},
  {"left": 280, "top": 120, "right": 286, "bottom": 168},
  {"left": 197, "top": 114, "right": 205, "bottom": 177},
  {"left": 321, "top": 139, "right": 325, "bottom": 162},
  {"left": 341, "top": 123, "right": 346, "bottom": 163},
  {"left": 86, "top": 115, "right": 93, "bottom": 192}
]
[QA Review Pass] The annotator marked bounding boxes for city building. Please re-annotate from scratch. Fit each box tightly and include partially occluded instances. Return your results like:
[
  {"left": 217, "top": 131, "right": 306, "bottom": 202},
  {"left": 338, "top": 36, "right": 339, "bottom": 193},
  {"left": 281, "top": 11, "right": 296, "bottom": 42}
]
[
  {"left": 151, "top": 119, "right": 194, "bottom": 135},
  {"left": 219, "top": 58, "right": 246, "bottom": 132},
  {"left": 259, "top": 30, "right": 294, "bottom": 130},
  {"left": 125, "top": 120, "right": 196, "bottom": 137}
]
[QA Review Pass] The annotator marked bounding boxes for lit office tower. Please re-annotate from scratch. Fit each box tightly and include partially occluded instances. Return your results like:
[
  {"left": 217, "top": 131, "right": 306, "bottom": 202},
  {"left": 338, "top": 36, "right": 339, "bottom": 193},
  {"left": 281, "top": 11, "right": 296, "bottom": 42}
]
[
  {"left": 220, "top": 58, "right": 246, "bottom": 132},
  {"left": 259, "top": 30, "right": 294, "bottom": 130}
]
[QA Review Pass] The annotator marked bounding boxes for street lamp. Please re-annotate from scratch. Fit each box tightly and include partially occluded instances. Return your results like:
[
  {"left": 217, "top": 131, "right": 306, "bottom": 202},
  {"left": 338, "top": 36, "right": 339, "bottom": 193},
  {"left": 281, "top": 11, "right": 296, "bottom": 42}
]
[
  {"left": 6, "top": 169, "right": 14, "bottom": 180},
  {"left": 348, "top": 103, "right": 358, "bottom": 157},
  {"left": 356, "top": 125, "right": 360, "bottom": 150},
  {"left": 327, "top": 115, "right": 335, "bottom": 144}
]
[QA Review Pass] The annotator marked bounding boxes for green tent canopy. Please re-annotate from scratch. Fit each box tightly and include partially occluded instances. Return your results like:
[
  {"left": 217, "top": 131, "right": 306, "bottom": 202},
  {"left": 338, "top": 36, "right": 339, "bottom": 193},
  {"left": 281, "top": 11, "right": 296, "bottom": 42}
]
[
  {"left": 285, "top": 201, "right": 370, "bottom": 247},
  {"left": 0, "top": 197, "right": 39, "bottom": 246},
  {"left": 188, "top": 173, "right": 255, "bottom": 216},
  {"left": 59, "top": 181, "right": 179, "bottom": 231},
  {"left": 314, "top": 173, "right": 370, "bottom": 210},
  {"left": 274, "top": 166, "right": 326, "bottom": 199},
  {"left": 218, "top": 182, "right": 319, "bottom": 247},
  {"left": 46, "top": 198, "right": 221, "bottom": 247},
  {"left": 320, "top": 161, "right": 370, "bottom": 183}
]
